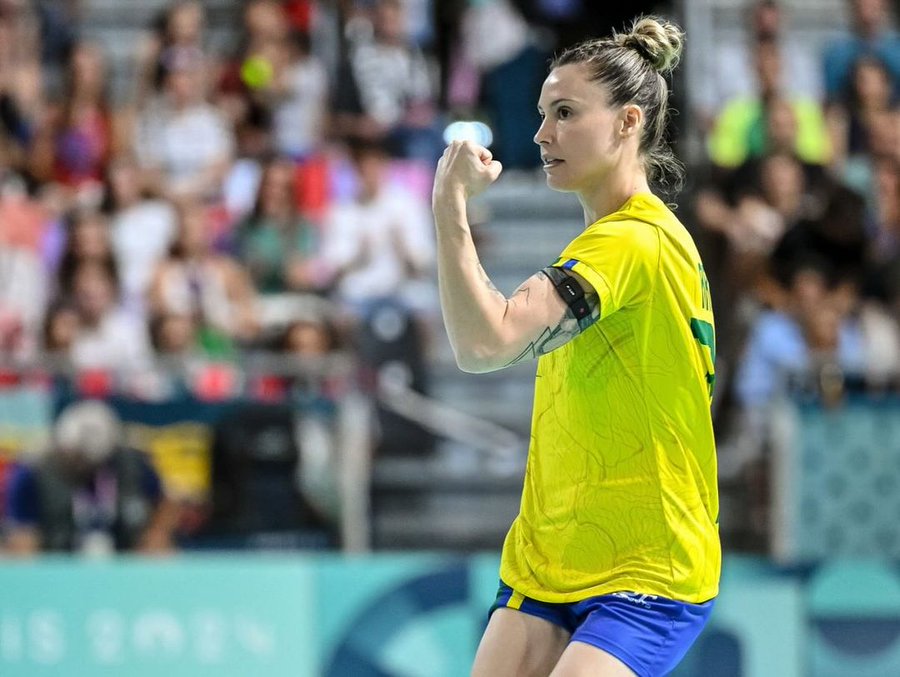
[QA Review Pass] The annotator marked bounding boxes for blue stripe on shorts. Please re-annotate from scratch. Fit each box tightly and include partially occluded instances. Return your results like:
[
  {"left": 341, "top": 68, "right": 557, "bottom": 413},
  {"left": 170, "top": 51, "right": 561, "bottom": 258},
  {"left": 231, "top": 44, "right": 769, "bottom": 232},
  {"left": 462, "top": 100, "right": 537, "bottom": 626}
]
[{"left": 491, "top": 582, "right": 714, "bottom": 677}]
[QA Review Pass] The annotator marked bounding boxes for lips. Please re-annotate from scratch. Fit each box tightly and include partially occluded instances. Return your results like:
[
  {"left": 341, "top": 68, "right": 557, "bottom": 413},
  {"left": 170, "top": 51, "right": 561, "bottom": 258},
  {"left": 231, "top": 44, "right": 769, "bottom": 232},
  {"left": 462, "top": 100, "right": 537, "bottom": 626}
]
[{"left": 542, "top": 157, "right": 563, "bottom": 168}]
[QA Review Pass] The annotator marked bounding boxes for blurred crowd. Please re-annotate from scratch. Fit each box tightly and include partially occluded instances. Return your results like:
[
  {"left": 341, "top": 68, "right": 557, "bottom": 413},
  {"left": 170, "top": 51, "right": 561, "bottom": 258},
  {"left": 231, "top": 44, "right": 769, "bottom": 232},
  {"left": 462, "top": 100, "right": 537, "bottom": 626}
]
[
  {"left": 0, "top": 0, "right": 670, "bottom": 383},
  {"left": 0, "top": 0, "right": 451, "bottom": 380},
  {"left": 0, "top": 0, "right": 645, "bottom": 556},
  {"left": 1, "top": 0, "right": 898, "bottom": 556},
  {"left": 689, "top": 0, "right": 900, "bottom": 549}
]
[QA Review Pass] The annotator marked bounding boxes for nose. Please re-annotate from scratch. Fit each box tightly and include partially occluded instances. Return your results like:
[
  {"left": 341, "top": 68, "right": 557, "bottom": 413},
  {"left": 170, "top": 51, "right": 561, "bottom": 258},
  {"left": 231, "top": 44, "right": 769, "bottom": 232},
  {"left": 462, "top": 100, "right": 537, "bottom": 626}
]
[{"left": 534, "top": 117, "right": 550, "bottom": 146}]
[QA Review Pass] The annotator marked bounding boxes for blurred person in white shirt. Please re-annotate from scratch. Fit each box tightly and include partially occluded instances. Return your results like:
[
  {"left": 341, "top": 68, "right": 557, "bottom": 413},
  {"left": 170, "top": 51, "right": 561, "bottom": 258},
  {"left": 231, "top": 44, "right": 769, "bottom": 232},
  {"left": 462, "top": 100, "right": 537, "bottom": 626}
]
[
  {"left": 321, "top": 139, "right": 436, "bottom": 316},
  {"left": 134, "top": 46, "right": 235, "bottom": 201},
  {"left": 68, "top": 259, "right": 152, "bottom": 370},
  {"left": 103, "top": 156, "right": 177, "bottom": 316}
]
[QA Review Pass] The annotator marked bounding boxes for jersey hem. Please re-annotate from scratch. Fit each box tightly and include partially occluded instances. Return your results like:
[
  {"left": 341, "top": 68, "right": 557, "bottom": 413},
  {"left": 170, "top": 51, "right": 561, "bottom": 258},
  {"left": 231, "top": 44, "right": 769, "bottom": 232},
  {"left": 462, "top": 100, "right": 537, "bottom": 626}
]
[{"left": 497, "top": 567, "right": 719, "bottom": 606}]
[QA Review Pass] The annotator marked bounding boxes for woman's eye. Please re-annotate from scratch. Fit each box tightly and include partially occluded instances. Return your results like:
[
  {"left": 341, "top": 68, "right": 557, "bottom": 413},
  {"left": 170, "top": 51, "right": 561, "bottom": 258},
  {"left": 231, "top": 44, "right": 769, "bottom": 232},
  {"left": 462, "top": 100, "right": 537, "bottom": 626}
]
[{"left": 558, "top": 108, "right": 572, "bottom": 119}]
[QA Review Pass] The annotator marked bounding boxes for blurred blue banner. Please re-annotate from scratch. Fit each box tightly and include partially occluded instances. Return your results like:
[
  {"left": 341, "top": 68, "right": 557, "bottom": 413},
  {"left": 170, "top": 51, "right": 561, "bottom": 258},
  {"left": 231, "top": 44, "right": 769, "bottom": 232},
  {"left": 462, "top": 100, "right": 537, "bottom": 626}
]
[
  {"left": 3, "top": 553, "right": 900, "bottom": 676},
  {"left": 0, "top": 557, "right": 318, "bottom": 676}
]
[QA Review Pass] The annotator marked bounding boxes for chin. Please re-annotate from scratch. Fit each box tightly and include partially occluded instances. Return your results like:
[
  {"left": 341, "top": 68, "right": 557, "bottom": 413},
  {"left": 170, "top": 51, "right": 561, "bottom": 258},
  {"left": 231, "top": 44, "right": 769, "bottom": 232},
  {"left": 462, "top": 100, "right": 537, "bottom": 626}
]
[{"left": 544, "top": 173, "right": 576, "bottom": 193}]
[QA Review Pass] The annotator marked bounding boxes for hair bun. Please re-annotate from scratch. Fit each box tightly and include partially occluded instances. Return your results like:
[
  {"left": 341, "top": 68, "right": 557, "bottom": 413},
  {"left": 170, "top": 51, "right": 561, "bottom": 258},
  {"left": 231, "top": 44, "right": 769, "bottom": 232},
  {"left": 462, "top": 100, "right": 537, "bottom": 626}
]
[{"left": 616, "top": 16, "right": 684, "bottom": 75}]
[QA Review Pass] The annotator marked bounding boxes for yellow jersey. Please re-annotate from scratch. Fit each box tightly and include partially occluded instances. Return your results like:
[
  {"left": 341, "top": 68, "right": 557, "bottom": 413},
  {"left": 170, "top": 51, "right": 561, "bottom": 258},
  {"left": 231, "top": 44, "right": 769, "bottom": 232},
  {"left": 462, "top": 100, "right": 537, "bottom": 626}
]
[{"left": 499, "top": 192, "right": 720, "bottom": 604}]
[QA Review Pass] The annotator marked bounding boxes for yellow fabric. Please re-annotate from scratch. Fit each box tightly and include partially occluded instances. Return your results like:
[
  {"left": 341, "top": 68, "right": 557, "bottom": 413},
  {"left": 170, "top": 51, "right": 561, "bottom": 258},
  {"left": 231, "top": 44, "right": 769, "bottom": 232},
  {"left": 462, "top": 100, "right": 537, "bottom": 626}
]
[
  {"left": 507, "top": 590, "right": 525, "bottom": 610},
  {"left": 499, "top": 193, "right": 720, "bottom": 604}
]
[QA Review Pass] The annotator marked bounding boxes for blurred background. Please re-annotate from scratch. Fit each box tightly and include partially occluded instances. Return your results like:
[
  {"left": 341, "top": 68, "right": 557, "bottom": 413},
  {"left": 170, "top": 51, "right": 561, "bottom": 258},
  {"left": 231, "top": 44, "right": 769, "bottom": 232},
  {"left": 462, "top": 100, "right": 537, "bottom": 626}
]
[{"left": 0, "top": 0, "right": 898, "bottom": 674}]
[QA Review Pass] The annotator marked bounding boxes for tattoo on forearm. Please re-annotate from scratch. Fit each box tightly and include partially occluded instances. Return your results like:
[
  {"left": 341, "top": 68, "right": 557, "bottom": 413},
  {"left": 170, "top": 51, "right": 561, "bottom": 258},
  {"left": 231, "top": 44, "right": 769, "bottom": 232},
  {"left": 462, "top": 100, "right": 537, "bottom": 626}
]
[
  {"left": 476, "top": 262, "right": 502, "bottom": 296},
  {"left": 502, "top": 282, "right": 532, "bottom": 320},
  {"left": 503, "top": 292, "right": 601, "bottom": 367},
  {"left": 504, "top": 324, "right": 568, "bottom": 366}
]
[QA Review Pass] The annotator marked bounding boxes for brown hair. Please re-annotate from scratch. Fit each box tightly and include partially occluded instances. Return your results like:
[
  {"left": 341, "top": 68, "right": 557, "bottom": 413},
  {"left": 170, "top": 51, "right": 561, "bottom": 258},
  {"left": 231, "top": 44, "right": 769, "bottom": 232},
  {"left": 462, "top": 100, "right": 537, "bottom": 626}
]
[{"left": 551, "top": 16, "right": 685, "bottom": 190}]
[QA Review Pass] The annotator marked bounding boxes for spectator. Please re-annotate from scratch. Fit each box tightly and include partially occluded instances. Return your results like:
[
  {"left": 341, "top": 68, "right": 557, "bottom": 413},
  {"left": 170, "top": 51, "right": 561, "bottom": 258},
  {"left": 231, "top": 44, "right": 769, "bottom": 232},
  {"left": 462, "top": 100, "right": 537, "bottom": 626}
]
[
  {"left": 134, "top": 46, "right": 235, "bottom": 201},
  {"left": 769, "top": 183, "right": 869, "bottom": 297},
  {"left": 29, "top": 41, "right": 115, "bottom": 203},
  {"left": 55, "top": 208, "right": 118, "bottom": 299},
  {"left": 708, "top": 37, "right": 830, "bottom": 168},
  {"left": 3, "top": 400, "right": 177, "bottom": 556},
  {"left": 734, "top": 259, "right": 867, "bottom": 410},
  {"left": 833, "top": 56, "right": 895, "bottom": 154},
  {"left": 243, "top": 0, "right": 290, "bottom": 45},
  {"left": 221, "top": 101, "right": 273, "bottom": 220},
  {"left": 321, "top": 140, "right": 436, "bottom": 317},
  {"left": 235, "top": 157, "right": 323, "bottom": 294},
  {"left": 271, "top": 30, "right": 330, "bottom": 162},
  {"left": 282, "top": 316, "right": 338, "bottom": 358},
  {"left": 693, "top": 148, "right": 834, "bottom": 405},
  {"left": 142, "top": 310, "right": 212, "bottom": 401},
  {"left": 823, "top": 0, "right": 900, "bottom": 104},
  {"left": 275, "top": 307, "right": 346, "bottom": 395},
  {"left": 0, "top": 0, "right": 44, "bottom": 172},
  {"left": 69, "top": 259, "right": 152, "bottom": 370},
  {"left": 281, "top": 314, "right": 342, "bottom": 521},
  {"left": 691, "top": 0, "right": 822, "bottom": 131},
  {"left": 711, "top": 100, "right": 833, "bottom": 212},
  {"left": 148, "top": 199, "right": 259, "bottom": 352},
  {"left": 134, "top": 0, "right": 208, "bottom": 104},
  {"left": 103, "top": 156, "right": 177, "bottom": 315},
  {"left": 827, "top": 55, "right": 898, "bottom": 190},
  {"left": 213, "top": 3, "right": 288, "bottom": 221},
  {"left": 699, "top": 151, "right": 822, "bottom": 302},
  {"left": 215, "top": 0, "right": 291, "bottom": 129},
  {"left": 722, "top": 261, "right": 867, "bottom": 537},
  {"left": 333, "top": 0, "right": 441, "bottom": 163}
]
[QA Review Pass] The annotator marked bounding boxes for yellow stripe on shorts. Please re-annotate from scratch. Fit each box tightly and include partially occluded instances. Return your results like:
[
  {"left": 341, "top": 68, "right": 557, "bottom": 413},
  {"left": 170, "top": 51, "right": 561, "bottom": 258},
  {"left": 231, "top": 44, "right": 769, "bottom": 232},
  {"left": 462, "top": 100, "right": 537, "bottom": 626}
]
[{"left": 508, "top": 590, "right": 525, "bottom": 610}]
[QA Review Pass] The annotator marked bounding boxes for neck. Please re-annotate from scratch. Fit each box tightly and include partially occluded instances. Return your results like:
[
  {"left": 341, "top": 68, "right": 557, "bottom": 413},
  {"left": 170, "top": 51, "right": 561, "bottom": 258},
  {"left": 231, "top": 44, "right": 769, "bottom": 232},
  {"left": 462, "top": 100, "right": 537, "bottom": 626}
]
[{"left": 577, "top": 169, "right": 652, "bottom": 226}]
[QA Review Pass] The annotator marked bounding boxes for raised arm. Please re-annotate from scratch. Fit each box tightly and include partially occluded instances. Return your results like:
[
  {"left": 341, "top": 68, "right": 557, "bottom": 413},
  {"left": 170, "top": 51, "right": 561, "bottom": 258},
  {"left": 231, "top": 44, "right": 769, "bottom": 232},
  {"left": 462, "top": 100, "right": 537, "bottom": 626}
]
[{"left": 432, "top": 141, "right": 600, "bottom": 373}]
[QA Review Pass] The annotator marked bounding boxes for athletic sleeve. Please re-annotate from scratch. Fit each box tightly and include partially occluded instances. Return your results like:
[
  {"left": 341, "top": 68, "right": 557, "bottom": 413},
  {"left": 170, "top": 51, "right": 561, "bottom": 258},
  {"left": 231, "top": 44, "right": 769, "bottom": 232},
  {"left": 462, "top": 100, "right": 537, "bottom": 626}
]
[{"left": 552, "top": 220, "right": 659, "bottom": 321}]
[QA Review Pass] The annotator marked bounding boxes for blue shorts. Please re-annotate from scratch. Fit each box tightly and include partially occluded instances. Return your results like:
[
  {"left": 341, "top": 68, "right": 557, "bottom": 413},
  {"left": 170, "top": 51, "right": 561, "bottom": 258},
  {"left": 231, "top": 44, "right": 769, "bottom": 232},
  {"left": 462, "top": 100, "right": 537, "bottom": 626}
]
[{"left": 490, "top": 582, "right": 714, "bottom": 677}]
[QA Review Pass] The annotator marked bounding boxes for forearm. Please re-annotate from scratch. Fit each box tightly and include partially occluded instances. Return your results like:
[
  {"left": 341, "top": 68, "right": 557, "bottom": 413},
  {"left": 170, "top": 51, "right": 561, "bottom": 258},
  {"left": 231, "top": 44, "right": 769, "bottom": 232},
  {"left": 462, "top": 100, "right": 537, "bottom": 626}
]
[{"left": 434, "top": 190, "right": 511, "bottom": 371}]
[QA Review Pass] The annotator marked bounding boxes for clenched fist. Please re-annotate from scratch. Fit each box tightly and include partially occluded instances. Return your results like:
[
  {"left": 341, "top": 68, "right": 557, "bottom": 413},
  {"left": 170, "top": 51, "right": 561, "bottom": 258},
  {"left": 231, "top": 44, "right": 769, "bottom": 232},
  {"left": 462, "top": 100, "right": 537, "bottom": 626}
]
[{"left": 432, "top": 141, "right": 503, "bottom": 205}]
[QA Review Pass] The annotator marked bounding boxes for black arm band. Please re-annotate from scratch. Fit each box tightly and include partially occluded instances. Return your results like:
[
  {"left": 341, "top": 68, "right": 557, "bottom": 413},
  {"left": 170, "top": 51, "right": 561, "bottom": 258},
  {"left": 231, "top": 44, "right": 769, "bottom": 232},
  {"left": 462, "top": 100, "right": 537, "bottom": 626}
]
[{"left": 543, "top": 266, "right": 592, "bottom": 321}]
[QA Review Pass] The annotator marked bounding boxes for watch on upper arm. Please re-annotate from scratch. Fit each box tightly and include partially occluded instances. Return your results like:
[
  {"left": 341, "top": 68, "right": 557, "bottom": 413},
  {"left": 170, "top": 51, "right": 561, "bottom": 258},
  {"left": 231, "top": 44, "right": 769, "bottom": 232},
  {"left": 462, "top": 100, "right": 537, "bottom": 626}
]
[{"left": 542, "top": 265, "right": 600, "bottom": 332}]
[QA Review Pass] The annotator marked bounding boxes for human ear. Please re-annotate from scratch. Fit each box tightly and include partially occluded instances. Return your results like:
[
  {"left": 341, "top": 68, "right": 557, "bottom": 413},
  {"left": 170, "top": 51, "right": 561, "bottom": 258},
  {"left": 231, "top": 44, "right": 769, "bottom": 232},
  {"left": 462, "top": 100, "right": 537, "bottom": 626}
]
[{"left": 620, "top": 105, "right": 643, "bottom": 137}]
